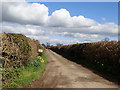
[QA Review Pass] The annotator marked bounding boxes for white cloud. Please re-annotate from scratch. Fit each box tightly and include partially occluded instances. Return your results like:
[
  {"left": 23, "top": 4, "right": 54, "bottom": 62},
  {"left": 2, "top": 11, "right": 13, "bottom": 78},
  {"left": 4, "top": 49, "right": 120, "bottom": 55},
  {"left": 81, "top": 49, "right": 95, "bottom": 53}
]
[
  {"left": 2, "top": 0, "right": 26, "bottom": 2},
  {"left": 2, "top": 23, "right": 45, "bottom": 36},
  {"left": 89, "top": 23, "right": 118, "bottom": 35},
  {"left": 50, "top": 31, "right": 103, "bottom": 41},
  {"left": 2, "top": 2, "right": 100, "bottom": 28},
  {"left": 2, "top": 2, "right": 118, "bottom": 44},
  {"left": 102, "top": 17, "right": 106, "bottom": 22},
  {"left": 2, "top": 3, "right": 49, "bottom": 25},
  {"left": 47, "top": 9, "right": 98, "bottom": 28},
  {"left": 71, "top": 16, "right": 98, "bottom": 27},
  {"left": 2, "top": 22, "right": 101, "bottom": 44},
  {"left": 47, "top": 9, "right": 72, "bottom": 27}
]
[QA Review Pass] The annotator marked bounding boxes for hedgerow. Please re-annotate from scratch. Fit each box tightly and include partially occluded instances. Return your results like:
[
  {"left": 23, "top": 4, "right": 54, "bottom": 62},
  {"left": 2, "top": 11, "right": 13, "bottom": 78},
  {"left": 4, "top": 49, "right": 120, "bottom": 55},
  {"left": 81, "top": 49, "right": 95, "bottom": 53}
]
[
  {"left": 50, "top": 41, "right": 120, "bottom": 81},
  {"left": 1, "top": 33, "right": 45, "bottom": 85}
]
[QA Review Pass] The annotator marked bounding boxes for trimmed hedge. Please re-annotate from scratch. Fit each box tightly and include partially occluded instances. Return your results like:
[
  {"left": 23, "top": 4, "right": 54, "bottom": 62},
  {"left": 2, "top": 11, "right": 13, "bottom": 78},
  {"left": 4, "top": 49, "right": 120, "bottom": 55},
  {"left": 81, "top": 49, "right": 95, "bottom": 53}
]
[
  {"left": 50, "top": 41, "right": 120, "bottom": 79},
  {"left": 1, "top": 33, "right": 45, "bottom": 84},
  {"left": 1, "top": 33, "right": 44, "bottom": 68}
]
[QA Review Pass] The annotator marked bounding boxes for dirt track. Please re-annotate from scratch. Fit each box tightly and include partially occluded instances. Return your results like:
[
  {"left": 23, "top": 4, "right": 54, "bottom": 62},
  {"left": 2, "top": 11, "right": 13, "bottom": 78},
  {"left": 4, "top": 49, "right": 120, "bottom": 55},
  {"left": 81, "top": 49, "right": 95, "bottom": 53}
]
[{"left": 25, "top": 49, "right": 119, "bottom": 88}]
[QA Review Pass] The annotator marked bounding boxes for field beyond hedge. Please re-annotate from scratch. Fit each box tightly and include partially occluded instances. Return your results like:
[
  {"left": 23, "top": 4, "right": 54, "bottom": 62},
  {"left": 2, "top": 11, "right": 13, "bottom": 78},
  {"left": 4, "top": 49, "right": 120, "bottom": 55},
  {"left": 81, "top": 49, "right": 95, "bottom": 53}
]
[{"left": 49, "top": 41, "right": 120, "bottom": 84}]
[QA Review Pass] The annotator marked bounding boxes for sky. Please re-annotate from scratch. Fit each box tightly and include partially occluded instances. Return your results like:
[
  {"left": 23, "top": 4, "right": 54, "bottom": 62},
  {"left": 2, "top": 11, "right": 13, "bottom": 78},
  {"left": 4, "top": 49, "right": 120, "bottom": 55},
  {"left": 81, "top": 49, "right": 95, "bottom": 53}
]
[
  {"left": 41, "top": 2, "right": 118, "bottom": 24},
  {"left": 2, "top": 0, "right": 120, "bottom": 2},
  {"left": 1, "top": 0, "right": 119, "bottom": 45}
]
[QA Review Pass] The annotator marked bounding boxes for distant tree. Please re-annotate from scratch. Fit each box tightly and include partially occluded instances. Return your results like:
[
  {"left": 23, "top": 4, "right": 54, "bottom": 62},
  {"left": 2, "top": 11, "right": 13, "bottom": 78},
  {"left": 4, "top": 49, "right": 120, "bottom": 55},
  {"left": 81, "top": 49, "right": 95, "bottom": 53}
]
[
  {"left": 103, "top": 37, "right": 110, "bottom": 41},
  {"left": 56, "top": 43, "right": 63, "bottom": 46},
  {"left": 46, "top": 42, "right": 50, "bottom": 47},
  {"left": 42, "top": 43, "right": 46, "bottom": 47},
  {"left": 76, "top": 41, "right": 80, "bottom": 44},
  {"left": 36, "top": 40, "right": 39, "bottom": 42}
]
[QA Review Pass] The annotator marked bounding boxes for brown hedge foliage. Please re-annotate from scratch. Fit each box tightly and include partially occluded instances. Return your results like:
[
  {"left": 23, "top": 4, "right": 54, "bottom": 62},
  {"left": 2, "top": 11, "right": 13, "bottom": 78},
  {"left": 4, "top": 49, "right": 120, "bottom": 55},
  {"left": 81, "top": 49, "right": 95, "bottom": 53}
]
[
  {"left": 83, "top": 41, "right": 119, "bottom": 68},
  {"left": 50, "top": 41, "right": 120, "bottom": 74},
  {"left": 0, "top": 33, "right": 43, "bottom": 69}
]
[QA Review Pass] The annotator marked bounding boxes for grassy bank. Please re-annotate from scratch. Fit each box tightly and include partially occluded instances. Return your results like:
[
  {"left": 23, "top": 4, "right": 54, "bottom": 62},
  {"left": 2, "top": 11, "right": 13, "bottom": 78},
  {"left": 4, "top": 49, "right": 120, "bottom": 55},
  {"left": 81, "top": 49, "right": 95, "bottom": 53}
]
[{"left": 2, "top": 50, "right": 47, "bottom": 88}]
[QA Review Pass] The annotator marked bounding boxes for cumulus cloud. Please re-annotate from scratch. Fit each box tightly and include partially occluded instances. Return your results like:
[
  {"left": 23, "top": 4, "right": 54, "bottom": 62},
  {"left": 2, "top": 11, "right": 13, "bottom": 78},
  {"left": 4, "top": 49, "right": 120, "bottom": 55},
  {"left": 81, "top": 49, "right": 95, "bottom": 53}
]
[
  {"left": 89, "top": 23, "right": 118, "bottom": 36},
  {"left": 47, "top": 31, "right": 103, "bottom": 42},
  {"left": 42, "top": 23, "right": 118, "bottom": 37},
  {"left": 71, "top": 16, "right": 98, "bottom": 27},
  {"left": 2, "top": 2, "right": 118, "bottom": 44},
  {"left": 2, "top": 23, "right": 82, "bottom": 44},
  {"left": 2, "top": 0, "right": 26, "bottom": 2},
  {"left": 2, "top": 2, "right": 100, "bottom": 28},
  {"left": 2, "top": 23, "right": 45, "bottom": 35},
  {"left": 47, "top": 9, "right": 72, "bottom": 27},
  {"left": 2, "top": 3, "right": 49, "bottom": 25},
  {"left": 47, "top": 9, "right": 98, "bottom": 28},
  {"left": 2, "top": 22, "right": 104, "bottom": 44}
]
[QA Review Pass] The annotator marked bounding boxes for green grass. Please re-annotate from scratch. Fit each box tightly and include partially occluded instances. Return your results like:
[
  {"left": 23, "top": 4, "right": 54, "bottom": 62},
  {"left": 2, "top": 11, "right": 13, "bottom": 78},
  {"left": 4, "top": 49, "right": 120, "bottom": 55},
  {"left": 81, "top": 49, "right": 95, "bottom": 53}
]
[{"left": 2, "top": 50, "right": 47, "bottom": 88}]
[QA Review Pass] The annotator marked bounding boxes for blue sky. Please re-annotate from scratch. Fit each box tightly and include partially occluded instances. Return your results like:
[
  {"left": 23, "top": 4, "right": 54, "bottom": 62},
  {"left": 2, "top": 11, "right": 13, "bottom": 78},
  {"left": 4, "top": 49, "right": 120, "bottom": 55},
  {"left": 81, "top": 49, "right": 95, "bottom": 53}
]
[
  {"left": 2, "top": 2, "right": 118, "bottom": 45},
  {"left": 26, "top": 0, "right": 119, "bottom": 2},
  {"left": 40, "top": 2, "right": 118, "bottom": 44},
  {"left": 40, "top": 2, "right": 118, "bottom": 24},
  {"left": 39, "top": 2, "right": 118, "bottom": 41}
]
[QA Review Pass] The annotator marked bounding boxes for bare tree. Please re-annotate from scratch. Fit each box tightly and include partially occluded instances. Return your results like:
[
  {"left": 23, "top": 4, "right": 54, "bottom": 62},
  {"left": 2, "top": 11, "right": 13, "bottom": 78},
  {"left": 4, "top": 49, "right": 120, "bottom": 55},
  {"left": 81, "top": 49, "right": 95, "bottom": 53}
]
[
  {"left": 103, "top": 37, "right": 110, "bottom": 41},
  {"left": 46, "top": 42, "right": 50, "bottom": 47},
  {"left": 56, "top": 43, "right": 63, "bottom": 46},
  {"left": 42, "top": 43, "right": 46, "bottom": 47}
]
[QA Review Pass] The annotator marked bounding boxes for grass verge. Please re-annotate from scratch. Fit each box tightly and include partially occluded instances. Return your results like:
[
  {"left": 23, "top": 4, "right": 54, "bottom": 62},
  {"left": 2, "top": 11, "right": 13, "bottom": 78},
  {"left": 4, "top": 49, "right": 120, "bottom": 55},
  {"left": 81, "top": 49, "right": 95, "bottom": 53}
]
[{"left": 2, "top": 50, "right": 47, "bottom": 88}]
